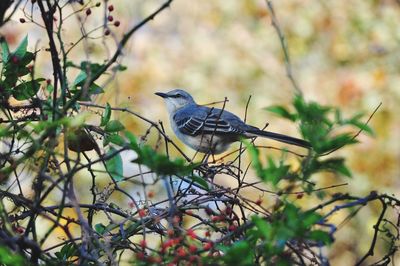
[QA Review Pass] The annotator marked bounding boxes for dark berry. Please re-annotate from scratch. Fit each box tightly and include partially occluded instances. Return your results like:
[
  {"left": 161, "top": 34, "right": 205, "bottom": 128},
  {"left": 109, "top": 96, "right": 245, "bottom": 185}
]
[
  {"left": 86, "top": 8, "right": 91, "bottom": 16},
  {"left": 108, "top": 5, "right": 114, "bottom": 12},
  {"left": 107, "top": 15, "right": 113, "bottom": 22},
  {"left": 11, "top": 56, "right": 19, "bottom": 64},
  {"left": 19, "top": 18, "right": 26, "bottom": 23},
  {"left": 113, "top": 20, "right": 120, "bottom": 27}
]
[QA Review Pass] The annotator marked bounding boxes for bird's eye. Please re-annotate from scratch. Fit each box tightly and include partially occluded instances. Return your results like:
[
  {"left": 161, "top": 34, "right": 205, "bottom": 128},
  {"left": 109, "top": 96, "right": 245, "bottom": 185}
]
[{"left": 175, "top": 93, "right": 182, "bottom": 98}]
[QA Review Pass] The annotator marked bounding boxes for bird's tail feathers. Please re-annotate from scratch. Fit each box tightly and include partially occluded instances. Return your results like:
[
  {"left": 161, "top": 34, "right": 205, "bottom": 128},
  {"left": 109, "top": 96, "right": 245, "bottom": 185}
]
[{"left": 245, "top": 129, "right": 311, "bottom": 149}]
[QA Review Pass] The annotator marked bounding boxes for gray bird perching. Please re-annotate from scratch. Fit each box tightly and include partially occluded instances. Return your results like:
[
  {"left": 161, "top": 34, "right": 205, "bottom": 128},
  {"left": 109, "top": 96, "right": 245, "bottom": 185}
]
[{"left": 156, "top": 89, "right": 311, "bottom": 154}]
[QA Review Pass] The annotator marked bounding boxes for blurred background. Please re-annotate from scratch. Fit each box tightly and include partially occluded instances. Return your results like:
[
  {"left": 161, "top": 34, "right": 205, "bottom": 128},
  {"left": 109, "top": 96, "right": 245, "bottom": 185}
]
[{"left": 1, "top": 0, "right": 399, "bottom": 264}]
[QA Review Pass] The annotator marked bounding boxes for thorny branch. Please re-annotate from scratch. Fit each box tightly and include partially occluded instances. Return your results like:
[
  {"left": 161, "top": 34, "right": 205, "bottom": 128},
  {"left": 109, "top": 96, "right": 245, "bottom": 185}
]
[{"left": 0, "top": 1, "right": 398, "bottom": 265}]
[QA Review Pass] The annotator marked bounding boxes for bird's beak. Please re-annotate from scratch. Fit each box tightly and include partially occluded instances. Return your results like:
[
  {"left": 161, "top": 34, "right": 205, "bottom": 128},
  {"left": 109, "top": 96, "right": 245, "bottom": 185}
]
[{"left": 155, "top": 92, "right": 168, "bottom": 98}]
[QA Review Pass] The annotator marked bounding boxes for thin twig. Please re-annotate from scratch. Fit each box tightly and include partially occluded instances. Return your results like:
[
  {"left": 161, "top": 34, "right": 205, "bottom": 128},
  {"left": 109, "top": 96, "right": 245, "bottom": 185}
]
[{"left": 265, "top": 0, "right": 302, "bottom": 95}]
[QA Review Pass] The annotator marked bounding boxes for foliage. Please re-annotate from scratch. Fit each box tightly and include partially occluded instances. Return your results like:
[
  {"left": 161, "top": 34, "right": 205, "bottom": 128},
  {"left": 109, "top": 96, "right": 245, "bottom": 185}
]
[
  {"left": 0, "top": 1, "right": 398, "bottom": 266},
  {"left": 0, "top": 246, "right": 26, "bottom": 266}
]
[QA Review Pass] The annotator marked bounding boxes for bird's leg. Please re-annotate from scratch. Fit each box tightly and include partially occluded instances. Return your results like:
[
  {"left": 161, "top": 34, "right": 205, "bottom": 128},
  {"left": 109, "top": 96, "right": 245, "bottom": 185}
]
[{"left": 202, "top": 152, "right": 210, "bottom": 164}]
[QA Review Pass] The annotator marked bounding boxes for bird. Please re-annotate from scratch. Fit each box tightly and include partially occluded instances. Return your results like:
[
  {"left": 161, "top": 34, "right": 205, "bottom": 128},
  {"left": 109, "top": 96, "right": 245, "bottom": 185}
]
[{"left": 155, "top": 89, "right": 311, "bottom": 154}]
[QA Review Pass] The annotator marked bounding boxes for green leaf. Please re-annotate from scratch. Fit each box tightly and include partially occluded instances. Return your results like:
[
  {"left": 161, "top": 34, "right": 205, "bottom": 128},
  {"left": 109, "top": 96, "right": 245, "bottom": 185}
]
[
  {"left": 251, "top": 215, "right": 272, "bottom": 240},
  {"left": 242, "top": 140, "right": 262, "bottom": 176},
  {"left": 55, "top": 243, "right": 77, "bottom": 260},
  {"left": 13, "top": 36, "right": 28, "bottom": 59},
  {"left": 124, "top": 221, "right": 141, "bottom": 235},
  {"left": 19, "top": 51, "right": 34, "bottom": 66},
  {"left": 94, "top": 223, "right": 106, "bottom": 234},
  {"left": 1, "top": 39, "right": 10, "bottom": 63},
  {"left": 244, "top": 141, "right": 289, "bottom": 186},
  {"left": 265, "top": 105, "right": 296, "bottom": 121},
  {"left": 187, "top": 175, "right": 209, "bottom": 191},
  {"left": 125, "top": 131, "right": 139, "bottom": 150},
  {"left": 72, "top": 71, "right": 87, "bottom": 87},
  {"left": 221, "top": 241, "right": 254, "bottom": 266},
  {"left": 80, "top": 61, "right": 104, "bottom": 74},
  {"left": 302, "top": 211, "right": 322, "bottom": 228},
  {"left": 263, "top": 157, "right": 290, "bottom": 185},
  {"left": 12, "top": 79, "right": 44, "bottom": 100},
  {"left": 105, "top": 120, "right": 125, "bottom": 132},
  {"left": 105, "top": 147, "right": 124, "bottom": 181},
  {"left": 293, "top": 96, "right": 331, "bottom": 124},
  {"left": 0, "top": 246, "right": 26, "bottom": 266},
  {"left": 46, "top": 84, "right": 54, "bottom": 93},
  {"left": 70, "top": 78, "right": 104, "bottom": 100},
  {"left": 133, "top": 148, "right": 189, "bottom": 176},
  {"left": 349, "top": 120, "right": 374, "bottom": 136},
  {"left": 0, "top": 81, "right": 11, "bottom": 98},
  {"left": 113, "top": 64, "right": 127, "bottom": 71},
  {"left": 124, "top": 131, "right": 197, "bottom": 176},
  {"left": 101, "top": 103, "right": 112, "bottom": 126},
  {"left": 317, "top": 133, "right": 358, "bottom": 153},
  {"left": 65, "top": 61, "right": 76, "bottom": 68},
  {"left": 88, "top": 83, "right": 104, "bottom": 95},
  {"left": 104, "top": 134, "right": 125, "bottom": 147},
  {"left": 309, "top": 230, "right": 332, "bottom": 245},
  {"left": 316, "top": 157, "right": 352, "bottom": 177}
]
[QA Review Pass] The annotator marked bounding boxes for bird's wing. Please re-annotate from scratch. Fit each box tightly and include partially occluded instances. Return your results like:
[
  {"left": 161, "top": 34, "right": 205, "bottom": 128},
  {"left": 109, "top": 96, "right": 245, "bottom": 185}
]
[{"left": 174, "top": 111, "right": 243, "bottom": 136}]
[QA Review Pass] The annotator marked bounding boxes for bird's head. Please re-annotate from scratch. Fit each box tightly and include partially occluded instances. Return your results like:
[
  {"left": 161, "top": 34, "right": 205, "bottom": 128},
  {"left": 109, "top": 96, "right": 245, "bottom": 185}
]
[{"left": 155, "top": 89, "right": 195, "bottom": 113}]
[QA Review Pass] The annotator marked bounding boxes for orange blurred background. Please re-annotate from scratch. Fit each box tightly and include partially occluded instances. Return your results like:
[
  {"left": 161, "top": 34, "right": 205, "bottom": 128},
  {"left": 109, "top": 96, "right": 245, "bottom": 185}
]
[{"left": 2, "top": 0, "right": 399, "bottom": 264}]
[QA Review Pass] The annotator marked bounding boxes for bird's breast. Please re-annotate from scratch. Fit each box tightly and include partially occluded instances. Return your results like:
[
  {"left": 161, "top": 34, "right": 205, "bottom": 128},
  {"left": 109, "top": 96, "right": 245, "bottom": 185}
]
[{"left": 175, "top": 131, "right": 232, "bottom": 154}]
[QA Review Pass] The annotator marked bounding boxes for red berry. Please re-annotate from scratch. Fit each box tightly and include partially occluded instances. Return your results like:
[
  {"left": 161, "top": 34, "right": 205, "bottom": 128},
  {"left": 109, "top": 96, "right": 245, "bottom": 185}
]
[
  {"left": 149, "top": 257, "right": 162, "bottom": 263},
  {"left": 255, "top": 199, "right": 263, "bottom": 206},
  {"left": 296, "top": 193, "right": 304, "bottom": 199},
  {"left": 172, "top": 237, "right": 182, "bottom": 245},
  {"left": 11, "top": 56, "right": 19, "bottom": 64},
  {"left": 138, "top": 208, "right": 146, "bottom": 218},
  {"left": 189, "top": 255, "right": 198, "bottom": 262},
  {"left": 86, "top": 8, "right": 91, "bottom": 16},
  {"left": 14, "top": 226, "right": 25, "bottom": 234},
  {"left": 205, "top": 208, "right": 213, "bottom": 216},
  {"left": 139, "top": 239, "right": 147, "bottom": 248},
  {"left": 203, "top": 242, "right": 213, "bottom": 251},
  {"left": 104, "top": 29, "right": 111, "bottom": 36},
  {"left": 228, "top": 225, "right": 236, "bottom": 231},
  {"left": 212, "top": 215, "right": 224, "bottom": 222},
  {"left": 186, "top": 228, "right": 197, "bottom": 239},
  {"left": 19, "top": 18, "right": 26, "bottom": 23},
  {"left": 161, "top": 239, "right": 175, "bottom": 251},
  {"left": 188, "top": 245, "right": 197, "bottom": 253},
  {"left": 113, "top": 20, "right": 120, "bottom": 27},
  {"left": 136, "top": 252, "right": 145, "bottom": 260},
  {"left": 176, "top": 247, "right": 186, "bottom": 257},
  {"left": 108, "top": 5, "right": 114, "bottom": 11},
  {"left": 167, "top": 229, "right": 174, "bottom": 237},
  {"left": 46, "top": 79, "right": 51, "bottom": 85},
  {"left": 107, "top": 15, "right": 113, "bottom": 22}
]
